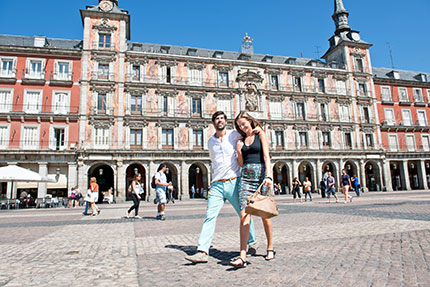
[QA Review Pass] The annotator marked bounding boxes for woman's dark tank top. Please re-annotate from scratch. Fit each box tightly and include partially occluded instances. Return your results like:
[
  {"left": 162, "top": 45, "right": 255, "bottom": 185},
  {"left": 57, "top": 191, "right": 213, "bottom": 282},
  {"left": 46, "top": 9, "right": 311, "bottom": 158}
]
[{"left": 241, "top": 134, "right": 265, "bottom": 164}]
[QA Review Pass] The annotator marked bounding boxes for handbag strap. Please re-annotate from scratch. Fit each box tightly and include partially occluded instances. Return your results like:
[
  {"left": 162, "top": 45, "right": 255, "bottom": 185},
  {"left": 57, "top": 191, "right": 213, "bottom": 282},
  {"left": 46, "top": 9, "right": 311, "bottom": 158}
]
[{"left": 256, "top": 182, "right": 274, "bottom": 197}]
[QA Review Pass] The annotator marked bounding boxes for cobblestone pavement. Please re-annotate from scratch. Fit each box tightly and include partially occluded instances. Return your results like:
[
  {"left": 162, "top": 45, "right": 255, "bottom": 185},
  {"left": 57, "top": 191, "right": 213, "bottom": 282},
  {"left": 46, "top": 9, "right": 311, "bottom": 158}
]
[{"left": 1, "top": 191, "right": 430, "bottom": 286}]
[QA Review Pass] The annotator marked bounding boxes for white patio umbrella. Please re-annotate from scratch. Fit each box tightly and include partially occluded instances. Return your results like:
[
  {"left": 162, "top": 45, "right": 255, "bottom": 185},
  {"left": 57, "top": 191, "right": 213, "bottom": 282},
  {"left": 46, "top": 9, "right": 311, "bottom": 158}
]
[{"left": 0, "top": 165, "right": 57, "bottom": 199}]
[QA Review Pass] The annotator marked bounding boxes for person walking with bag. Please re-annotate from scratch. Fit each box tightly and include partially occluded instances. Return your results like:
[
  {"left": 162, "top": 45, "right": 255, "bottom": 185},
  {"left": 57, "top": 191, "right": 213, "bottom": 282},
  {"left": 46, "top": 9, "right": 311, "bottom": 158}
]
[
  {"left": 229, "top": 111, "right": 275, "bottom": 268},
  {"left": 127, "top": 173, "right": 142, "bottom": 218},
  {"left": 154, "top": 164, "right": 169, "bottom": 220},
  {"left": 303, "top": 177, "right": 312, "bottom": 202},
  {"left": 88, "top": 177, "right": 100, "bottom": 216},
  {"left": 185, "top": 111, "right": 258, "bottom": 264},
  {"left": 341, "top": 169, "right": 353, "bottom": 204}
]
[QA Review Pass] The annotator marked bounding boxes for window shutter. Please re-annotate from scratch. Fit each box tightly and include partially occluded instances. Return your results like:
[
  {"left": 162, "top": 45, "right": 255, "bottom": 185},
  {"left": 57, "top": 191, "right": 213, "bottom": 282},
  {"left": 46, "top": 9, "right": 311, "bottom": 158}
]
[{"left": 49, "top": 126, "right": 55, "bottom": 150}]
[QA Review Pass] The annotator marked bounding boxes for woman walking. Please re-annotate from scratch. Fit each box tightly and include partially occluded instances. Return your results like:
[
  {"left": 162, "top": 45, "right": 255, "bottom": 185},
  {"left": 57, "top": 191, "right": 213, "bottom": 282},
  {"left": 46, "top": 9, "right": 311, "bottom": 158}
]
[
  {"left": 127, "top": 173, "right": 142, "bottom": 218},
  {"left": 292, "top": 177, "right": 302, "bottom": 203},
  {"left": 341, "top": 169, "right": 353, "bottom": 203},
  {"left": 88, "top": 177, "right": 100, "bottom": 216},
  {"left": 230, "top": 111, "right": 275, "bottom": 268},
  {"left": 303, "top": 177, "right": 312, "bottom": 202}
]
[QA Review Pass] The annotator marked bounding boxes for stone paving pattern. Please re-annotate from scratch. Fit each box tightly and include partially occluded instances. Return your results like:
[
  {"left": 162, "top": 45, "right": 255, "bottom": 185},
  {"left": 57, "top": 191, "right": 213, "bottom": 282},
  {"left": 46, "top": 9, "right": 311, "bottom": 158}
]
[{"left": 0, "top": 191, "right": 430, "bottom": 286}]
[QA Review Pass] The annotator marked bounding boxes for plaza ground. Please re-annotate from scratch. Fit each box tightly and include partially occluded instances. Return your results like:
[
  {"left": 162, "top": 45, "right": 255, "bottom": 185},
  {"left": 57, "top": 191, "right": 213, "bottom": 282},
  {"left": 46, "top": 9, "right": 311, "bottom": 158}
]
[{"left": 1, "top": 191, "right": 430, "bottom": 286}]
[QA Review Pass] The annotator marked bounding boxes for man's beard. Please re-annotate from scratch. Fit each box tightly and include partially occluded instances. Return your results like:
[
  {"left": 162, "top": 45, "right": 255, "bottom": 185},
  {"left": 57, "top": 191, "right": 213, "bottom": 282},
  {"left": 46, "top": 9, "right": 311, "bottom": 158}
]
[{"left": 214, "top": 122, "right": 226, "bottom": 131}]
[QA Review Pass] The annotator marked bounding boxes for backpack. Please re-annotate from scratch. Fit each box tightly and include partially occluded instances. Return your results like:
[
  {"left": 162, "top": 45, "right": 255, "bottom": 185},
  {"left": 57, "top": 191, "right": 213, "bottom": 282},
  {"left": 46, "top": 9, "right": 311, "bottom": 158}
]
[{"left": 151, "top": 173, "right": 157, "bottom": 189}]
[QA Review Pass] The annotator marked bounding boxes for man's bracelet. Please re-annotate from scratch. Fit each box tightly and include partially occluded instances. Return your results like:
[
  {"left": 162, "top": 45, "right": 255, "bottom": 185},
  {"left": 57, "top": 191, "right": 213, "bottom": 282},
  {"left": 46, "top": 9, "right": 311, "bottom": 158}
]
[{"left": 265, "top": 176, "right": 273, "bottom": 181}]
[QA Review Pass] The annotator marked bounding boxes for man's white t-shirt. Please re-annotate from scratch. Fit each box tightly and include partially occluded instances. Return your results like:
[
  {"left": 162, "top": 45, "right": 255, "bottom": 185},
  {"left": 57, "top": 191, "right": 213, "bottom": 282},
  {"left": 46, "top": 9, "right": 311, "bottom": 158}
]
[{"left": 208, "top": 130, "right": 241, "bottom": 183}]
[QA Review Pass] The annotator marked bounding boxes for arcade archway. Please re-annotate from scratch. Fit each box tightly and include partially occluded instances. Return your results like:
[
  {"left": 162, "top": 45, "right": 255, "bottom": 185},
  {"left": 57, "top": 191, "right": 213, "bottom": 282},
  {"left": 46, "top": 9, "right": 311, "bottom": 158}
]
[
  {"left": 125, "top": 163, "right": 146, "bottom": 201},
  {"left": 88, "top": 164, "right": 114, "bottom": 203},
  {"left": 188, "top": 163, "right": 208, "bottom": 198}
]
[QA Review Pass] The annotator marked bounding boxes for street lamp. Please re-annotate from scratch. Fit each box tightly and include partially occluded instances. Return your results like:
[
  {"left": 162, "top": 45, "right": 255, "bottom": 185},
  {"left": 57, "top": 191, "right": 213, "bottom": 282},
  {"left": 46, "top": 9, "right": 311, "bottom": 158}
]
[
  {"left": 99, "top": 169, "right": 103, "bottom": 176},
  {"left": 165, "top": 168, "right": 169, "bottom": 175},
  {"left": 134, "top": 167, "right": 138, "bottom": 175},
  {"left": 55, "top": 167, "right": 61, "bottom": 182},
  {"left": 303, "top": 165, "right": 307, "bottom": 172},
  {"left": 278, "top": 165, "right": 282, "bottom": 172},
  {"left": 410, "top": 163, "right": 415, "bottom": 169},
  {"left": 347, "top": 164, "right": 351, "bottom": 170},
  {"left": 196, "top": 167, "right": 200, "bottom": 174}
]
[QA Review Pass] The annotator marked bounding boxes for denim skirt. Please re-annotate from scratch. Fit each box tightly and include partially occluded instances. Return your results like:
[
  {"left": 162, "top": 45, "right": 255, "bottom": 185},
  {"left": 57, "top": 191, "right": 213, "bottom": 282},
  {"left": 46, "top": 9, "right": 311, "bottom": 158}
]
[{"left": 238, "top": 163, "right": 266, "bottom": 210}]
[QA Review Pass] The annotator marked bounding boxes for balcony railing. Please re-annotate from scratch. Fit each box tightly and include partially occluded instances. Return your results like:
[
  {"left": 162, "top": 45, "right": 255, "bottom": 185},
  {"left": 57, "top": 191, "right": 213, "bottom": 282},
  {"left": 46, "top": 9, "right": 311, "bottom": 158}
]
[
  {"left": 91, "top": 71, "right": 115, "bottom": 82},
  {"left": 0, "top": 103, "right": 79, "bottom": 114},
  {"left": 0, "top": 68, "right": 17, "bottom": 78},
  {"left": 22, "top": 69, "right": 46, "bottom": 84},
  {"left": 50, "top": 71, "right": 73, "bottom": 83}
]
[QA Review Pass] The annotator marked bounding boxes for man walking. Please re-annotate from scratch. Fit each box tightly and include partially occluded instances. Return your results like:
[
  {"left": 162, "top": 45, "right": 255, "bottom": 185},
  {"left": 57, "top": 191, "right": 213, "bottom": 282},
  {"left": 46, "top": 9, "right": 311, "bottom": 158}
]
[
  {"left": 326, "top": 171, "right": 339, "bottom": 203},
  {"left": 154, "top": 163, "right": 169, "bottom": 220},
  {"left": 185, "top": 111, "right": 257, "bottom": 263}
]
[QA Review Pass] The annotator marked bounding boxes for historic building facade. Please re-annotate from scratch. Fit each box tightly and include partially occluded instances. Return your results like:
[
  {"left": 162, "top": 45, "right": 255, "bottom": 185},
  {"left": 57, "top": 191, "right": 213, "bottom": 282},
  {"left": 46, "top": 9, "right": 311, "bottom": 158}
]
[
  {"left": 1, "top": 0, "right": 429, "bottom": 201},
  {"left": 374, "top": 67, "right": 430, "bottom": 191}
]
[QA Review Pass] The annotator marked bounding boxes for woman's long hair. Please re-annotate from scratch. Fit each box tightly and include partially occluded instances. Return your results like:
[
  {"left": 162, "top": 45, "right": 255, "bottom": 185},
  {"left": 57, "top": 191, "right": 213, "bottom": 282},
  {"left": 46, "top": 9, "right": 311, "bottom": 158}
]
[
  {"left": 157, "top": 163, "right": 167, "bottom": 172},
  {"left": 234, "top": 111, "right": 263, "bottom": 138}
]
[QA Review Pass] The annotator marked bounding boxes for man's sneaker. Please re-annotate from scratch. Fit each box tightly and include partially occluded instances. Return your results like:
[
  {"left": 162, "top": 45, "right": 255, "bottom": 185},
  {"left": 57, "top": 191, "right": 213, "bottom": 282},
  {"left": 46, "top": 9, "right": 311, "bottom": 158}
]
[
  {"left": 185, "top": 251, "right": 208, "bottom": 263},
  {"left": 160, "top": 215, "right": 166, "bottom": 221},
  {"left": 247, "top": 243, "right": 258, "bottom": 256},
  {"left": 156, "top": 215, "right": 161, "bottom": 220}
]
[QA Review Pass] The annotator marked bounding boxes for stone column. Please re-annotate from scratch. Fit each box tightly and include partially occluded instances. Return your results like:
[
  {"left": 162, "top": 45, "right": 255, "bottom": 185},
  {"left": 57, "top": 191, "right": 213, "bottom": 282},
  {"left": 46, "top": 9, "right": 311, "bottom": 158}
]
[
  {"left": 116, "top": 160, "right": 126, "bottom": 202},
  {"left": 419, "top": 160, "right": 429, "bottom": 190},
  {"left": 77, "top": 159, "right": 87, "bottom": 195},
  {"left": 37, "top": 162, "right": 48, "bottom": 198},
  {"left": 339, "top": 158, "right": 344, "bottom": 180},
  {"left": 181, "top": 161, "right": 190, "bottom": 200},
  {"left": 292, "top": 160, "right": 298, "bottom": 180},
  {"left": 67, "top": 162, "right": 78, "bottom": 192},
  {"left": 382, "top": 160, "right": 393, "bottom": 192},
  {"left": 312, "top": 160, "right": 318, "bottom": 192},
  {"left": 360, "top": 159, "right": 367, "bottom": 192},
  {"left": 148, "top": 161, "right": 158, "bottom": 202},
  {"left": 316, "top": 159, "right": 321, "bottom": 189},
  {"left": 402, "top": 160, "right": 412, "bottom": 191},
  {"left": 7, "top": 162, "right": 17, "bottom": 199}
]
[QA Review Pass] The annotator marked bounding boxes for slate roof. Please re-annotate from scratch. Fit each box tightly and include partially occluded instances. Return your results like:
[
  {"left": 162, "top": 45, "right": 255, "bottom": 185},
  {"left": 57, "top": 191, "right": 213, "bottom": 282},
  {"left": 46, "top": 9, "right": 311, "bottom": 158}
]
[
  {"left": 127, "top": 41, "right": 328, "bottom": 67},
  {"left": 373, "top": 67, "right": 430, "bottom": 83},
  {"left": 0, "top": 35, "right": 82, "bottom": 50}
]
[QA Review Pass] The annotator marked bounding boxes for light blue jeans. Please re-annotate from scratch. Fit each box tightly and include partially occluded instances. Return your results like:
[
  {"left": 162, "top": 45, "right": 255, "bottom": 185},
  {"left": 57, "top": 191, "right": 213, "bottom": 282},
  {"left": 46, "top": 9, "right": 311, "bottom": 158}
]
[{"left": 197, "top": 178, "right": 257, "bottom": 254}]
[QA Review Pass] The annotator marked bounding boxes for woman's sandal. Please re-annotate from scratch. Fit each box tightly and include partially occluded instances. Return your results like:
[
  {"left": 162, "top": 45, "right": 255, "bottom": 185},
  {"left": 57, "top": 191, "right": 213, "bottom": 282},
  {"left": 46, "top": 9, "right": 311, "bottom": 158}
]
[
  {"left": 229, "top": 257, "right": 247, "bottom": 268},
  {"left": 265, "top": 250, "right": 276, "bottom": 261}
]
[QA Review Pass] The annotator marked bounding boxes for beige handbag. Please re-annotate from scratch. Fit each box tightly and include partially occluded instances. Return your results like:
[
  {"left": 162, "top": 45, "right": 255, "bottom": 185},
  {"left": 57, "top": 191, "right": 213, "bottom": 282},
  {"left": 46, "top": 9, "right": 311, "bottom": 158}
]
[{"left": 245, "top": 183, "right": 279, "bottom": 219}]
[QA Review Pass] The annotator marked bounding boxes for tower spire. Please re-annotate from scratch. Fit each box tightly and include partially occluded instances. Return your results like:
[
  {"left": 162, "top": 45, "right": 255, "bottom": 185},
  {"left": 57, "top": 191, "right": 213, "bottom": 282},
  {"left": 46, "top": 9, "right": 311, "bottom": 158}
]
[{"left": 332, "top": 0, "right": 351, "bottom": 35}]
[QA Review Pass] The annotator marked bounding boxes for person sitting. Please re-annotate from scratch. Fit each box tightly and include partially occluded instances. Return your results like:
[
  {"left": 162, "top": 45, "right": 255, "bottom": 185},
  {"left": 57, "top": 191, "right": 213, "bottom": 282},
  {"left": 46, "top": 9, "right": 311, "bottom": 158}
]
[{"left": 103, "top": 187, "right": 114, "bottom": 204}]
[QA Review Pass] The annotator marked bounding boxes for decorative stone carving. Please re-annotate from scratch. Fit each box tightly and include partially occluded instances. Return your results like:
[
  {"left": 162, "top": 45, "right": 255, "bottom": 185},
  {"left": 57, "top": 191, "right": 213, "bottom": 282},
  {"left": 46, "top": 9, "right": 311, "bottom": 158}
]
[
  {"left": 185, "top": 91, "right": 207, "bottom": 98},
  {"left": 91, "top": 54, "right": 116, "bottom": 63},
  {"left": 339, "top": 126, "right": 354, "bottom": 132},
  {"left": 155, "top": 89, "right": 178, "bottom": 97},
  {"left": 271, "top": 125, "right": 288, "bottom": 132},
  {"left": 90, "top": 85, "right": 115, "bottom": 93},
  {"left": 243, "top": 83, "right": 260, "bottom": 112},
  {"left": 267, "top": 95, "right": 285, "bottom": 102},
  {"left": 317, "top": 124, "right": 334, "bottom": 132},
  {"left": 336, "top": 97, "right": 351, "bottom": 105},
  {"left": 333, "top": 73, "right": 348, "bottom": 81},
  {"left": 92, "top": 18, "right": 118, "bottom": 32},
  {"left": 314, "top": 97, "right": 331, "bottom": 104},
  {"left": 185, "top": 62, "right": 205, "bottom": 71},
  {"left": 312, "top": 71, "right": 328, "bottom": 79},
  {"left": 214, "top": 93, "right": 234, "bottom": 100},
  {"left": 264, "top": 69, "right": 282, "bottom": 75},
  {"left": 294, "top": 124, "right": 310, "bottom": 131},
  {"left": 185, "top": 121, "right": 209, "bottom": 129},
  {"left": 156, "top": 59, "right": 177, "bottom": 67},
  {"left": 350, "top": 51, "right": 366, "bottom": 58},
  {"left": 288, "top": 70, "right": 306, "bottom": 77},
  {"left": 88, "top": 117, "right": 115, "bottom": 128},
  {"left": 123, "top": 118, "right": 148, "bottom": 128},
  {"left": 126, "top": 56, "right": 148, "bottom": 66},
  {"left": 236, "top": 70, "right": 264, "bottom": 83},
  {"left": 155, "top": 121, "right": 179, "bottom": 128},
  {"left": 213, "top": 64, "right": 233, "bottom": 72},
  {"left": 125, "top": 87, "right": 148, "bottom": 95},
  {"left": 289, "top": 96, "right": 306, "bottom": 103}
]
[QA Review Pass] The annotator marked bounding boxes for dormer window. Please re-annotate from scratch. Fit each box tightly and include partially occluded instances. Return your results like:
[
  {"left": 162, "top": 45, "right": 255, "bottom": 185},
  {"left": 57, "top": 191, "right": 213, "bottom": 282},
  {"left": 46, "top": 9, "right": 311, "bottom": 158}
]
[
  {"left": 355, "top": 58, "right": 364, "bottom": 73},
  {"left": 392, "top": 71, "right": 400, "bottom": 79},
  {"left": 287, "top": 58, "right": 296, "bottom": 65},
  {"left": 263, "top": 56, "right": 273, "bottom": 63},
  {"left": 160, "top": 46, "right": 170, "bottom": 54},
  {"left": 213, "top": 51, "right": 223, "bottom": 58},
  {"left": 239, "top": 54, "right": 250, "bottom": 60},
  {"left": 419, "top": 74, "right": 428, "bottom": 82},
  {"left": 187, "top": 49, "right": 197, "bottom": 56}
]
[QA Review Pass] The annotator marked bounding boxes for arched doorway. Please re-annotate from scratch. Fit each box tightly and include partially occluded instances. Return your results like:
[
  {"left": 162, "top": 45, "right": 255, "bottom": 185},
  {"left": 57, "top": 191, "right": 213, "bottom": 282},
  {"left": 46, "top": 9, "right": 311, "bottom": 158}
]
[
  {"left": 390, "top": 161, "right": 403, "bottom": 191},
  {"left": 125, "top": 163, "right": 146, "bottom": 201},
  {"left": 344, "top": 161, "right": 357, "bottom": 178},
  {"left": 365, "top": 161, "right": 381, "bottom": 191},
  {"left": 273, "top": 162, "right": 289, "bottom": 194},
  {"left": 188, "top": 163, "right": 208, "bottom": 198},
  {"left": 298, "top": 161, "right": 313, "bottom": 191},
  {"left": 88, "top": 164, "right": 114, "bottom": 203},
  {"left": 321, "top": 161, "right": 336, "bottom": 183},
  {"left": 163, "top": 162, "right": 178, "bottom": 199},
  {"left": 408, "top": 160, "right": 421, "bottom": 189}
]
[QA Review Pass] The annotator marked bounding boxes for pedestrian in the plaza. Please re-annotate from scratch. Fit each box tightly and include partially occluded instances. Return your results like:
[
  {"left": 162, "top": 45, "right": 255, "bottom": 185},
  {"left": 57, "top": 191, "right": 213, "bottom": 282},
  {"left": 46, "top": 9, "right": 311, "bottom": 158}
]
[
  {"left": 167, "top": 182, "right": 175, "bottom": 203},
  {"left": 191, "top": 184, "right": 195, "bottom": 199},
  {"left": 127, "top": 173, "right": 142, "bottom": 218},
  {"left": 352, "top": 175, "right": 360, "bottom": 197},
  {"left": 154, "top": 164, "right": 169, "bottom": 220},
  {"left": 303, "top": 177, "right": 312, "bottom": 202},
  {"left": 292, "top": 177, "right": 302, "bottom": 203},
  {"left": 341, "top": 169, "right": 353, "bottom": 204},
  {"left": 185, "top": 111, "right": 258, "bottom": 264},
  {"left": 68, "top": 186, "right": 80, "bottom": 208},
  {"left": 88, "top": 177, "right": 101, "bottom": 216},
  {"left": 326, "top": 172, "right": 339, "bottom": 203},
  {"left": 229, "top": 111, "right": 275, "bottom": 268},
  {"left": 320, "top": 178, "right": 326, "bottom": 198}
]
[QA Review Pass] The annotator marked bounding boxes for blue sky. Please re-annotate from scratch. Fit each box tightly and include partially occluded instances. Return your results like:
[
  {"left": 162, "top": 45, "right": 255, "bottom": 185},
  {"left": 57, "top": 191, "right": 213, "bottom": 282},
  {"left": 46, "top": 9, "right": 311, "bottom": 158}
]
[{"left": 0, "top": 0, "right": 429, "bottom": 73}]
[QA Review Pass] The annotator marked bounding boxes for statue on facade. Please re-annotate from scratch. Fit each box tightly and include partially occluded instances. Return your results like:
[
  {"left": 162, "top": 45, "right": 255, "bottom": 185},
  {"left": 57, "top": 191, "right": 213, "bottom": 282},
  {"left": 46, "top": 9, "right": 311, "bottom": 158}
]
[{"left": 244, "top": 83, "right": 259, "bottom": 112}]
